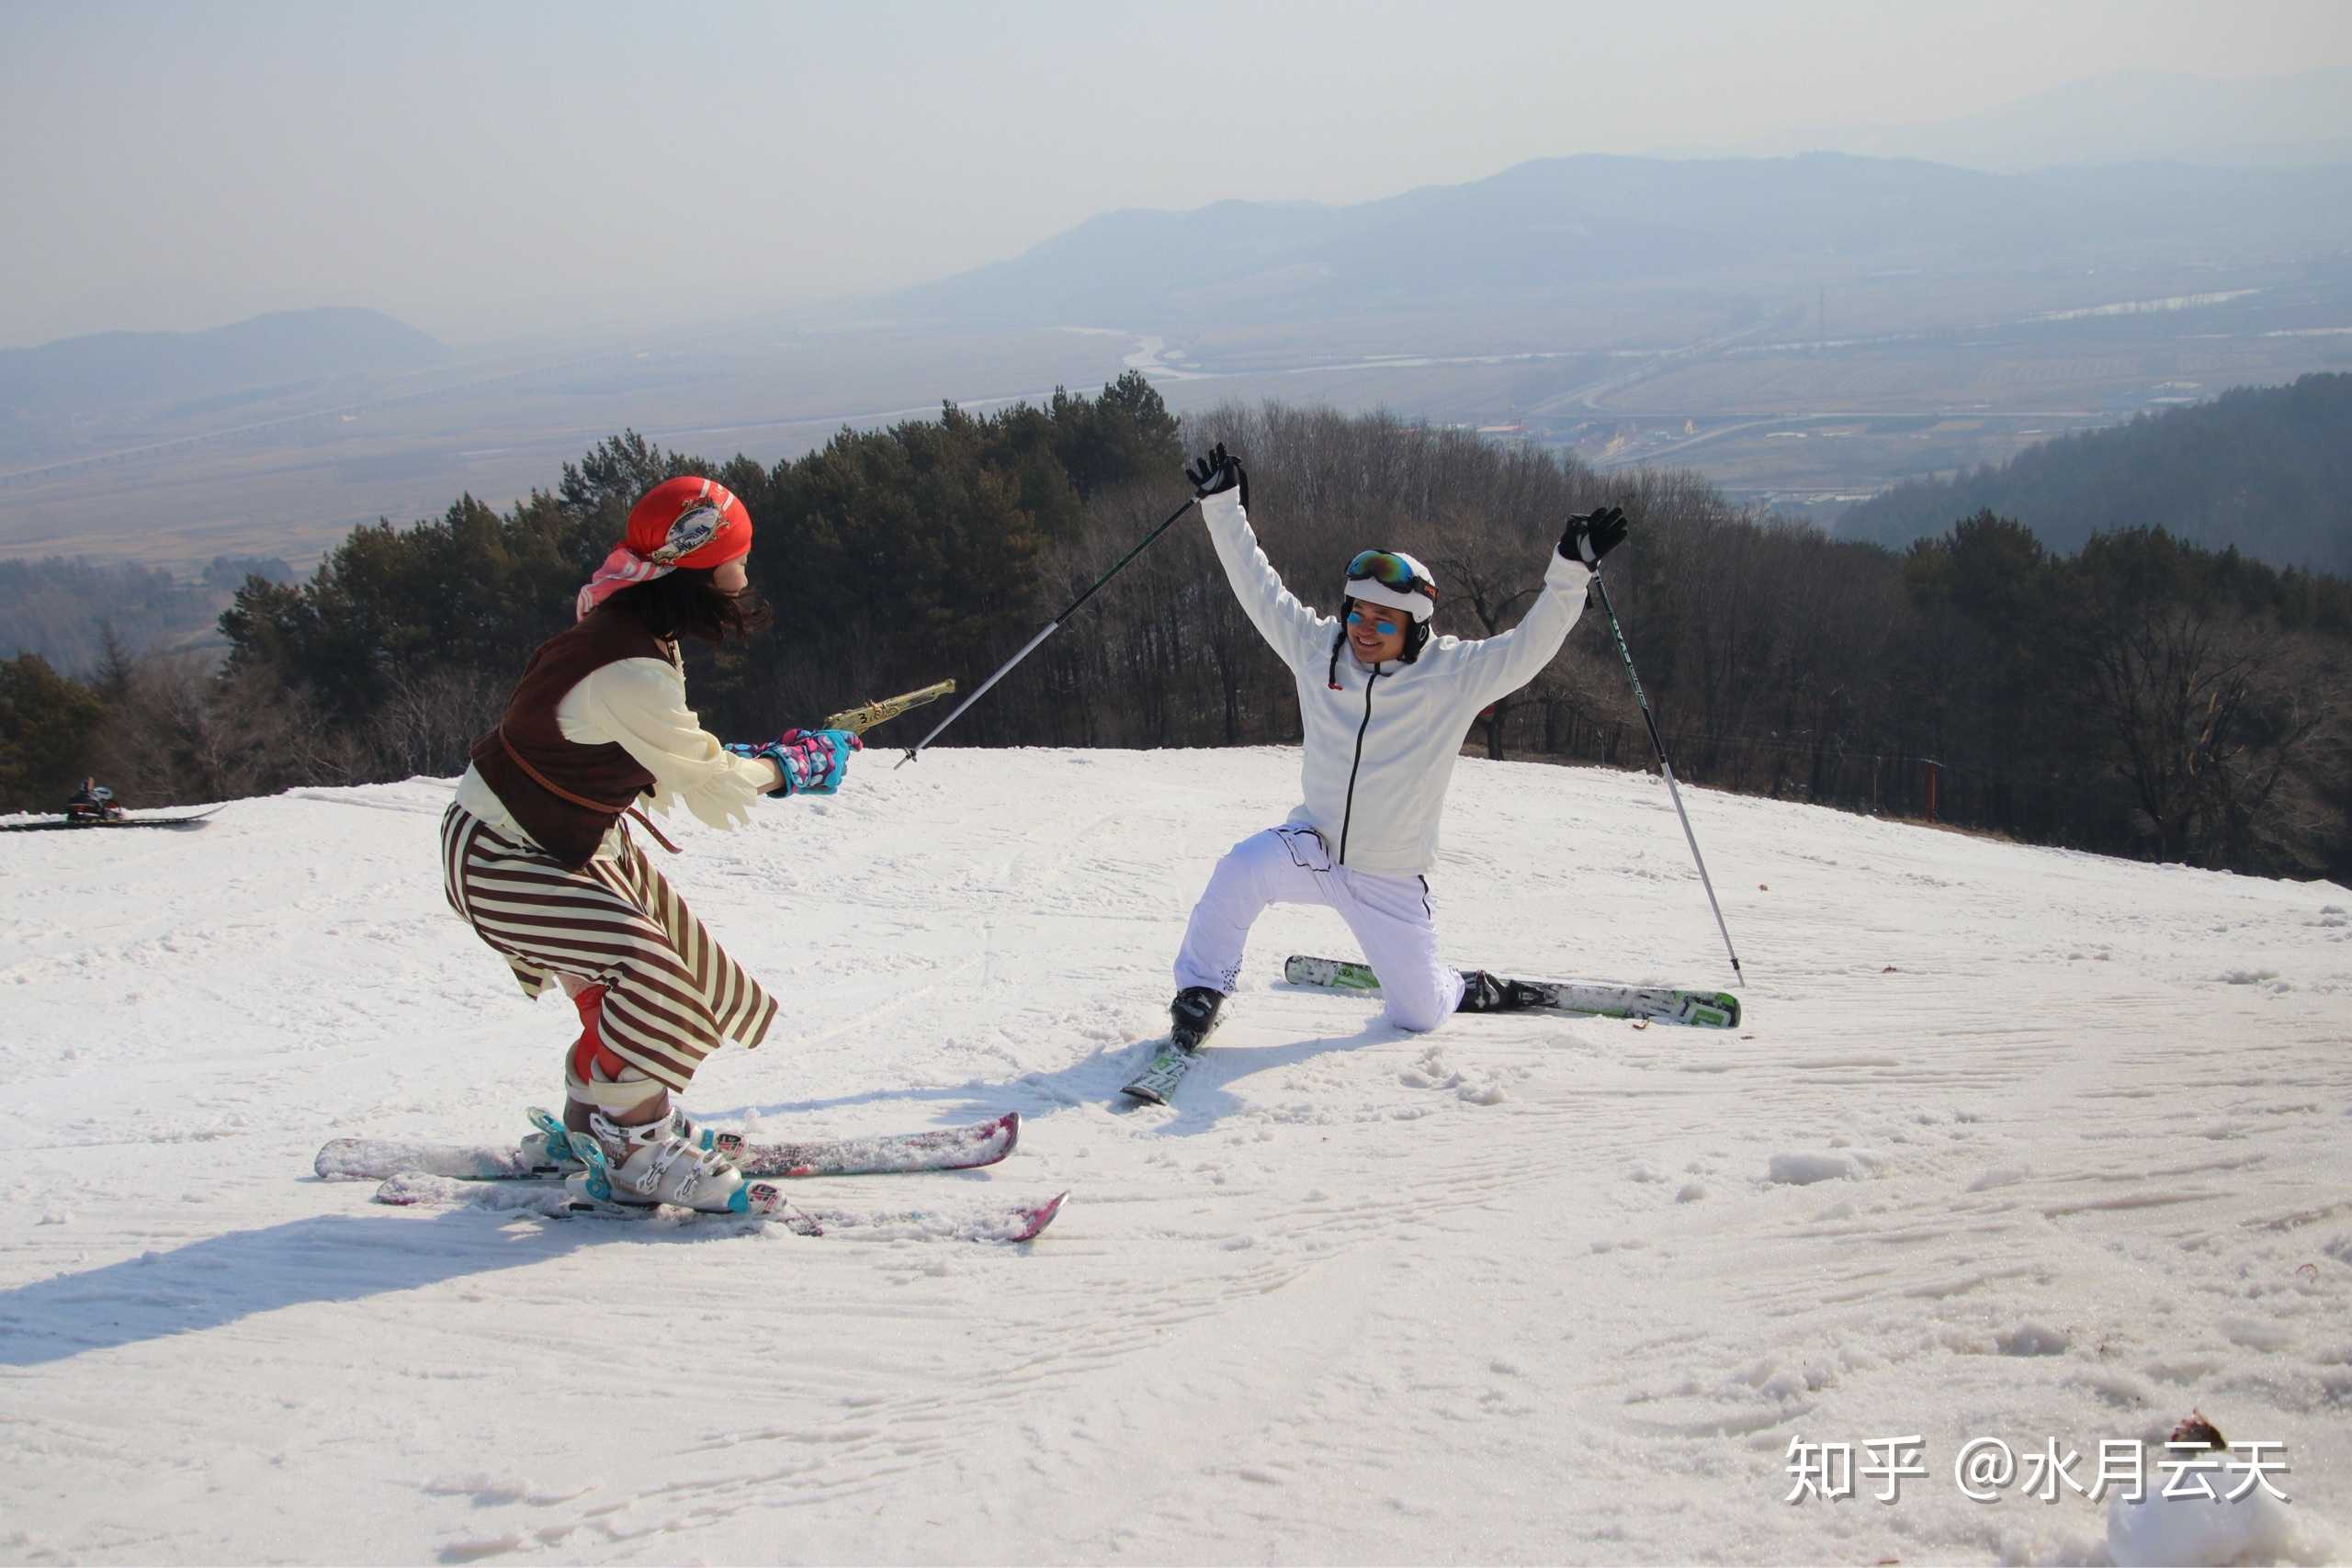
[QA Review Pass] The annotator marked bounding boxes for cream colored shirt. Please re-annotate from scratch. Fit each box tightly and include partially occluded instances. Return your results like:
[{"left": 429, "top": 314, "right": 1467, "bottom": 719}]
[{"left": 455, "top": 654, "right": 777, "bottom": 858}]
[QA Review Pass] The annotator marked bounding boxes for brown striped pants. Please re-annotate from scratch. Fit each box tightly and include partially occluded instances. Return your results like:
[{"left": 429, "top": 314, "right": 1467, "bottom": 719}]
[{"left": 440, "top": 802, "right": 776, "bottom": 1091}]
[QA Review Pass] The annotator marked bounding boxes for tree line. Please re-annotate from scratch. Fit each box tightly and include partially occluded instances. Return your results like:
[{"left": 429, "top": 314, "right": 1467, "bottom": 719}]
[{"left": 5, "top": 372, "right": 2346, "bottom": 879}]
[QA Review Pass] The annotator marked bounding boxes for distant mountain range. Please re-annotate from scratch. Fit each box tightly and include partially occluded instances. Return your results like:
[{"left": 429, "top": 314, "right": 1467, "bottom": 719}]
[
  {"left": 888, "top": 151, "right": 2352, "bottom": 329},
  {"left": 1736, "top": 67, "right": 2352, "bottom": 172},
  {"left": 0, "top": 307, "right": 445, "bottom": 416},
  {"left": 1836, "top": 373, "right": 2352, "bottom": 574}
]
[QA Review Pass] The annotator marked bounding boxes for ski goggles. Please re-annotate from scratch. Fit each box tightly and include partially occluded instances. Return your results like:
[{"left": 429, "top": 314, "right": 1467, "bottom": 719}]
[
  {"left": 1345, "top": 607, "right": 1403, "bottom": 636},
  {"left": 1345, "top": 549, "right": 1437, "bottom": 602}
]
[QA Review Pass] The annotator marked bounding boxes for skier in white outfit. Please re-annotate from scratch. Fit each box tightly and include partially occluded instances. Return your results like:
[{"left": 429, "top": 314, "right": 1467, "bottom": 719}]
[{"left": 1167, "top": 442, "right": 1628, "bottom": 1048}]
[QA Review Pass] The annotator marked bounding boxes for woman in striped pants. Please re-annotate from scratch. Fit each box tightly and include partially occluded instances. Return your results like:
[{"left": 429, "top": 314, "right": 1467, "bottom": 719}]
[{"left": 441, "top": 477, "right": 860, "bottom": 1212}]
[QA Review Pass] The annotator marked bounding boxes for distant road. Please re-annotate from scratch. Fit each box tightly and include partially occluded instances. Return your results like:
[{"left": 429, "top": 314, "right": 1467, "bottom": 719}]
[{"left": 1594, "top": 408, "right": 2106, "bottom": 468}]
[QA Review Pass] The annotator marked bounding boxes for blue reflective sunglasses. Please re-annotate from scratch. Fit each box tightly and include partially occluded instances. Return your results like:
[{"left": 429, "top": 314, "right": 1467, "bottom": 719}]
[{"left": 1346, "top": 607, "right": 1401, "bottom": 636}]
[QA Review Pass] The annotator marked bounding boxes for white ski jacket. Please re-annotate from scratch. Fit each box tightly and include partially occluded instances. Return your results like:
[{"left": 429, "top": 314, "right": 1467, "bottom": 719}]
[{"left": 1200, "top": 489, "right": 1590, "bottom": 875}]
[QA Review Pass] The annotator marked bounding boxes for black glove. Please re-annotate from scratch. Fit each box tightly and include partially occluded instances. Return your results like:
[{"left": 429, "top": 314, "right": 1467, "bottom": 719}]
[
  {"left": 1184, "top": 442, "right": 1250, "bottom": 512},
  {"left": 1560, "top": 505, "right": 1628, "bottom": 567}
]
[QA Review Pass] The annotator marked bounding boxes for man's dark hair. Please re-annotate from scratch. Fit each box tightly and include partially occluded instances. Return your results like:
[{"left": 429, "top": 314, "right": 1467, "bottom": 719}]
[{"left": 604, "top": 568, "right": 774, "bottom": 645}]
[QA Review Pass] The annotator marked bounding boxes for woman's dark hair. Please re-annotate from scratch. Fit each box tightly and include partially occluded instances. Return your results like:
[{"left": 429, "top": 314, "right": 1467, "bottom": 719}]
[{"left": 602, "top": 567, "right": 774, "bottom": 645}]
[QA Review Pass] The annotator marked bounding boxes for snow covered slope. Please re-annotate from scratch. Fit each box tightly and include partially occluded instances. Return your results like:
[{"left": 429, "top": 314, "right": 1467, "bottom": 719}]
[{"left": 1, "top": 749, "right": 2345, "bottom": 1564}]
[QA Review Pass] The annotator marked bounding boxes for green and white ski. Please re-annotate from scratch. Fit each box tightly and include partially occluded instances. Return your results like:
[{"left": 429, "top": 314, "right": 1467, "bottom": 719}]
[
  {"left": 1120, "top": 1039, "right": 1198, "bottom": 1105},
  {"left": 1284, "top": 954, "right": 1741, "bottom": 1029}
]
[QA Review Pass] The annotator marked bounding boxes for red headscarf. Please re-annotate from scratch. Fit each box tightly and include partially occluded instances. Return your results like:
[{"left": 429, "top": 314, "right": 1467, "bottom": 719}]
[{"left": 575, "top": 477, "right": 753, "bottom": 620}]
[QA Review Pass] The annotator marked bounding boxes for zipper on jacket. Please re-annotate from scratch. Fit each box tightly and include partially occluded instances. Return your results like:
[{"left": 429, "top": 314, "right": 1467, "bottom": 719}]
[{"left": 1338, "top": 668, "right": 1382, "bottom": 863}]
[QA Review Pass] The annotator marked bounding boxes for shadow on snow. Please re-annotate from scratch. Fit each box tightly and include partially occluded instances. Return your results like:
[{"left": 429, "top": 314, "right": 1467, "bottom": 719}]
[
  {"left": 0, "top": 1199, "right": 763, "bottom": 1370},
  {"left": 712, "top": 1011, "right": 1415, "bottom": 1138}
]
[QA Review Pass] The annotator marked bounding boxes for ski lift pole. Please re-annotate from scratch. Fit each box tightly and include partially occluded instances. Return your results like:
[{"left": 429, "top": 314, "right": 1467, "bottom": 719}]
[
  {"left": 1589, "top": 569, "right": 1745, "bottom": 985},
  {"left": 897, "top": 492, "right": 1200, "bottom": 766}
]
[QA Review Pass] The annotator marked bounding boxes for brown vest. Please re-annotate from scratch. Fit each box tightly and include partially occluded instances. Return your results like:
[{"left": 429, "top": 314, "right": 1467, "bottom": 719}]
[{"left": 469, "top": 609, "right": 677, "bottom": 869}]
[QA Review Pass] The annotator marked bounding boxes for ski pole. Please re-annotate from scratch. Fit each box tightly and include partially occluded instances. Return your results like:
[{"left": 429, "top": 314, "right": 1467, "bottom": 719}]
[
  {"left": 897, "top": 492, "right": 1199, "bottom": 765},
  {"left": 1589, "top": 569, "right": 1746, "bottom": 985}
]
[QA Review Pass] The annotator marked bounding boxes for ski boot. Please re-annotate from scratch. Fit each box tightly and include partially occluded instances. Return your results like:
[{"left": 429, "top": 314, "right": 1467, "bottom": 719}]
[
  {"left": 520, "top": 1108, "right": 587, "bottom": 1173},
  {"left": 525, "top": 1103, "right": 742, "bottom": 1174},
  {"left": 1169, "top": 986, "right": 1227, "bottom": 1051},
  {"left": 1456, "top": 969, "right": 1547, "bottom": 1014},
  {"left": 566, "top": 1106, "right": 751, "bottom": 1213}
]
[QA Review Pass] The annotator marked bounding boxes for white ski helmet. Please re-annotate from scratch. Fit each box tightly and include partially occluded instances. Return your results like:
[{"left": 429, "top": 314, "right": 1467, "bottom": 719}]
[{"left": 1341, "top": 548, "right": 1438, "bottom": 623}]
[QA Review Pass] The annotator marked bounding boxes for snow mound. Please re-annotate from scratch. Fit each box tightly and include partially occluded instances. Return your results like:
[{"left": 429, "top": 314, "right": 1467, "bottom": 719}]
[
  {"left": 1766, "top": 1149, "right": 1887, "bottom": 1185},
  {"left": 2107, "top": 1468, "right": 2332, "bottom": 1566}
]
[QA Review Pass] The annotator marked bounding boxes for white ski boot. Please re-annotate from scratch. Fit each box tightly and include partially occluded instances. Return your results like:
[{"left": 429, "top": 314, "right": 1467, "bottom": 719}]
[
  {"left": 568, "top": 1107, "right": 750, "bottom": 1213},
  {"left": 524, "top": 1104, "right": 743, "bottom": 1176},
  {"left": 519, "top": 1111, "right": 586, "bottom": 1173}
]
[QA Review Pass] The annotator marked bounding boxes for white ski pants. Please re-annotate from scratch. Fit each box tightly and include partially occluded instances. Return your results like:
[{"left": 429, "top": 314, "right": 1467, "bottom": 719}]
[{"left": 1173, "top": 825, "right": 1466, "bottom": 1032}]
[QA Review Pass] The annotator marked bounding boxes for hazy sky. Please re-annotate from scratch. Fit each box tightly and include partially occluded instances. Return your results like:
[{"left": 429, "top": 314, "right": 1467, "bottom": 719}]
[{"left": 4, "top": 0, "right": 2349, "bottom": 349}]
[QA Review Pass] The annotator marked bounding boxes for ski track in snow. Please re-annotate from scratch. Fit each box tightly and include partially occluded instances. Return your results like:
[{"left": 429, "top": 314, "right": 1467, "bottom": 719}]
[{"left": 1, "top": 748, "right": 2346, "bottom": 1564}]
